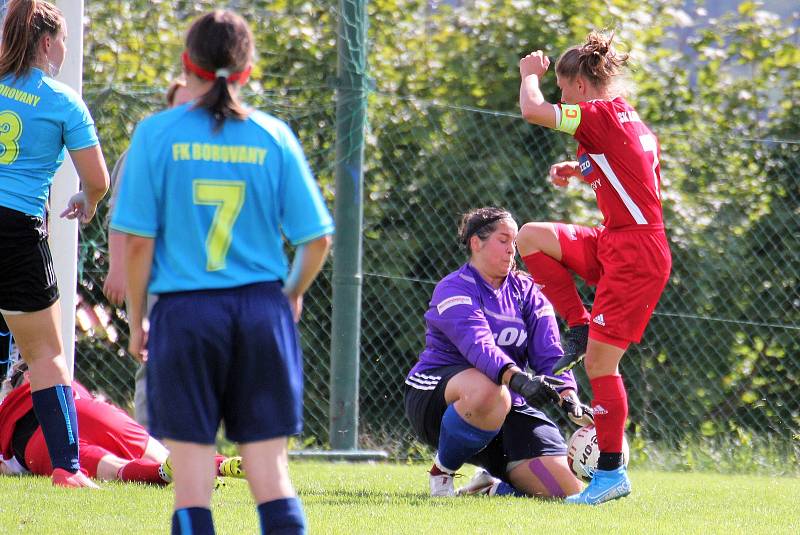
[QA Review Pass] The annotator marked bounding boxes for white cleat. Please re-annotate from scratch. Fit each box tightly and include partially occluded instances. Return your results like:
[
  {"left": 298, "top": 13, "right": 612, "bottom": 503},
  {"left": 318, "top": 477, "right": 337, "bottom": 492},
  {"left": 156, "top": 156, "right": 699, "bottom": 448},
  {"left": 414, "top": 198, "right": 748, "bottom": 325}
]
[
  {"left": 455, "top": 469, "right": 501, "bottom": 496},
  {"left": 429, "top": 458, "right": 457, "bottom": 497},
  {"left": 429, "top": 470, "right": 456, "bottom": 496}
]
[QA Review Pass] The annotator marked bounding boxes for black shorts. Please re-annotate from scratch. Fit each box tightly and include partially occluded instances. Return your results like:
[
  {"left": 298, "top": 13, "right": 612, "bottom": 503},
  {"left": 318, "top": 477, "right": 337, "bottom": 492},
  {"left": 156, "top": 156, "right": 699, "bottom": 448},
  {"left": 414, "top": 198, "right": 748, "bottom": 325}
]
[
  {"left": 0, "top": 206, "right": 59, "bottom": 313},
  {"left": 404, "top": 365, "right": 568, "bottom": 480}
]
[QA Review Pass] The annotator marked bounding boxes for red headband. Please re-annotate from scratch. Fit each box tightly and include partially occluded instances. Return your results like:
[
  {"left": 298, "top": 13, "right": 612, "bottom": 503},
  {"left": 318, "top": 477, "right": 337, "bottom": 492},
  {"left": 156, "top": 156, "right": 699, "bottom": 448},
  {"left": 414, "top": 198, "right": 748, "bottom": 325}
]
[{"left": 181, "top": 51, "right": 252, "bottom": 84}]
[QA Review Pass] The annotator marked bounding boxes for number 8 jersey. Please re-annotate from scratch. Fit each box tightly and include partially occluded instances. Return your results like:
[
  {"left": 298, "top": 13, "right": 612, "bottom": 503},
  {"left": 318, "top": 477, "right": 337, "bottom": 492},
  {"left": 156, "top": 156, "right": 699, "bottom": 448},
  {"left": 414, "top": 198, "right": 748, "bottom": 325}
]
[
  {"left": 0, "top": 68, "right": 98, "bottom": 218},
  {"left": 556, "top": 97, "right": 664, "bottom": 230},
  {"left": 110, "top": 105, "right": 334, "bottom": 293}
]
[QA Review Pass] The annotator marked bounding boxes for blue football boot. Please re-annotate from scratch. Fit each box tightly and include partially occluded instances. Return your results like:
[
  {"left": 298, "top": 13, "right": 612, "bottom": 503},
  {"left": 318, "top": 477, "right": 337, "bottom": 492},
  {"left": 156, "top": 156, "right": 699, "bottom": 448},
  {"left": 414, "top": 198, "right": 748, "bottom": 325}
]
[{"left": 565, "top": 466, "right": 631, "bottom": 505}]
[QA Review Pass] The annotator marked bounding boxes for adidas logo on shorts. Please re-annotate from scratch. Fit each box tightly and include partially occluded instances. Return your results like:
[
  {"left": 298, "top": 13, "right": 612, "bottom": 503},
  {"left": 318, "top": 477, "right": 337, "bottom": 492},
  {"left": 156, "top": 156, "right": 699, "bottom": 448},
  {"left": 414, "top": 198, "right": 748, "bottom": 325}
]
[{"left": 593, "top": 314, "right": 605, "bottom": 326}]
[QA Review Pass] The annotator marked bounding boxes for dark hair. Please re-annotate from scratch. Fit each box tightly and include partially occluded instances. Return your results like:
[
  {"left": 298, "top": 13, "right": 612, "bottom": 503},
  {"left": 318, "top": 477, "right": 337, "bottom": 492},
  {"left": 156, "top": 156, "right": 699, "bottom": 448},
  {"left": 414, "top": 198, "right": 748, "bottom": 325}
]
[
  {"left": 185, "top": 10, "right": 253, "bottom": 131},
  {"left": 165, "top": 78, "right": 187, "bottom": 107},
  {"left": 555, "top": 30, "right": 629, "bottom": 89},
  {"left": 0, "top": 0, "right": 63, "bottom": 79},
  {"left": 458, "top": 207, "right": 514, "bottom": 254}
]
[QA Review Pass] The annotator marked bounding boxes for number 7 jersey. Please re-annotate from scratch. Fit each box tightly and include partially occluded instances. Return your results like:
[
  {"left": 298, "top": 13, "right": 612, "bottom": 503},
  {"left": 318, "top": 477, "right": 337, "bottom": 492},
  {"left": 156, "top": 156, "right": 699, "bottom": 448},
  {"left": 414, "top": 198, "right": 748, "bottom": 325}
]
[
  {"left": 556, "top": 97, "right": 664, "bottom": 230},
  {"left": 110, "top": 105, "right": 334, "bottom": 294}
]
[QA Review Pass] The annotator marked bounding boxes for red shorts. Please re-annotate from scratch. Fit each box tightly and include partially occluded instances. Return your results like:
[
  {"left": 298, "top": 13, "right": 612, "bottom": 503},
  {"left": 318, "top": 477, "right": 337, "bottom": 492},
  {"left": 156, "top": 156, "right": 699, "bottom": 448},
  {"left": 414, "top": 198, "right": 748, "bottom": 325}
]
[
  {"left": 555, "top": 223, "right": 672, "bottom": 345},
  {"left": 24, "top": 396, "right": 151, "bottom": 477}
]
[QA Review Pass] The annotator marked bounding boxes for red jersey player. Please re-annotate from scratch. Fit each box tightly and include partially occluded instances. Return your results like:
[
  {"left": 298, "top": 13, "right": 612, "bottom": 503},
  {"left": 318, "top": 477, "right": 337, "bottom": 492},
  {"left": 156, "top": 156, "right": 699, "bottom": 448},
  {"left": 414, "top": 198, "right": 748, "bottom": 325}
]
[
  {"left": 515, "top": 31, "right": 672, "bottom": 504},
  {"left": 0, "top": 363, "right": 244, "bottom": 485}
]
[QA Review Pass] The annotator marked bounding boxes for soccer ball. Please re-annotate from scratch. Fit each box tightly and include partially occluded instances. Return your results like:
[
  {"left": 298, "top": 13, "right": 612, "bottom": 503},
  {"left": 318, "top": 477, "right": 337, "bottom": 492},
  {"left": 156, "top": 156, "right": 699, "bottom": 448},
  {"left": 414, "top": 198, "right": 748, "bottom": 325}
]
[{"left": 566, "top": 425, "right": 629, "bottom": 481}]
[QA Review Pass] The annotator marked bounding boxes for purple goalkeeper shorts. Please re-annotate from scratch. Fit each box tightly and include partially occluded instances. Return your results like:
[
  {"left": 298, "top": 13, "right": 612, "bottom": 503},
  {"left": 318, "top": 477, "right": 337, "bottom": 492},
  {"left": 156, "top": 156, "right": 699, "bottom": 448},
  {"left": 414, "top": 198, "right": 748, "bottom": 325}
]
[{"left": 146, "top": 281, "right": 303, "bottom": 444}]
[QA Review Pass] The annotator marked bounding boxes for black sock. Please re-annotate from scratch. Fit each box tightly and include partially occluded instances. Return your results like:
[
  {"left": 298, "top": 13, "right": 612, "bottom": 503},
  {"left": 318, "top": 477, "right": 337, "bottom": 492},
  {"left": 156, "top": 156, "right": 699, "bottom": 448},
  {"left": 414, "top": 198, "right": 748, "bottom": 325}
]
[
  {"left": 172, "top": 508, "right": 214, "bottom": 535},
  {"left": 258, "top": 498, "right": 306, "bottom": 535},
  {"left": 597, "top": 452, "right": 624, "bottom": 471},
  {"left": 31, "top": 385, "right": 80, "bottom": 472}
]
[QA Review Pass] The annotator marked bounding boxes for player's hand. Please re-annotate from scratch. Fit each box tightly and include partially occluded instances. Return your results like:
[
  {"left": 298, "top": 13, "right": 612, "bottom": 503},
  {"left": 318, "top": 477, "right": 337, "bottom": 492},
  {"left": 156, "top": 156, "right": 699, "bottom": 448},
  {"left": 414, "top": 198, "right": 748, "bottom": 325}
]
[
  {"left": 508, "top": 372, "right": 564, "bottom": 407},
  {"left": 549, "top": 161, "right": 580, "bottom": 188},
  {"left": 60, "top": 192, "right": 97, "bottom": 224},
  {"left": 560, "top": 389, "right": 594, "bottom": 426},
  {"left": 519, "top": 50, "right": 550, "bottom": 78},
  {"left": 103, "top": 265, "right": 126, "bottom": 306},
  {"left": 128, "top": 322, "right": 149, "bottom": 363},
  {"left": 284, "top": 290, "right": 303, "bottom": 323}
]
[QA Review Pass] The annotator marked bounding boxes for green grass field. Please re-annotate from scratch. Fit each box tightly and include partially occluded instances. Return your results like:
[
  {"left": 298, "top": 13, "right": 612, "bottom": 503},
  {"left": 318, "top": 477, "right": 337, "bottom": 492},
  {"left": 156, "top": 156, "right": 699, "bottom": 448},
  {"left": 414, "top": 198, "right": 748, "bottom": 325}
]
[{"left": 1, "top": 462, "right": 798, "bottom": 534}]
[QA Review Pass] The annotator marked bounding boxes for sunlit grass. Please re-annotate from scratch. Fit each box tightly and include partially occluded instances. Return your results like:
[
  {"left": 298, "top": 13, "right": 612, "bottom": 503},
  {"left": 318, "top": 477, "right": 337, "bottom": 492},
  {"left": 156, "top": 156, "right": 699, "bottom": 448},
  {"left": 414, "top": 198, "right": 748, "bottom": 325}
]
[{"left": 0, "top": 462, "right": 798, "bottom": 534}]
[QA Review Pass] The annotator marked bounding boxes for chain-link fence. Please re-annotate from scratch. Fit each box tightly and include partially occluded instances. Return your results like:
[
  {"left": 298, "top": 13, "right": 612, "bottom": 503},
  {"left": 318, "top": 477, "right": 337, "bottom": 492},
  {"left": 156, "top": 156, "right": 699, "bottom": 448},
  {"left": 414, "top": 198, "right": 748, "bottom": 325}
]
[
  {"left": 0, "top": 0, "right": 781, "bottom": 474},
  {"left": 69, "top": 84, "right": 799, "bottom": 471}
]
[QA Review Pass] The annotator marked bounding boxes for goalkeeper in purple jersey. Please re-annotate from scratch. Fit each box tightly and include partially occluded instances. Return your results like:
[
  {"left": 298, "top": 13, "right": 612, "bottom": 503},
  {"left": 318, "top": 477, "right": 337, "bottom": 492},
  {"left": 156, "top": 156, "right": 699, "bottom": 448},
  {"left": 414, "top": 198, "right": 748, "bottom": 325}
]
[{"left": 404, "top": 207, "right": 593, "bottom": 498}]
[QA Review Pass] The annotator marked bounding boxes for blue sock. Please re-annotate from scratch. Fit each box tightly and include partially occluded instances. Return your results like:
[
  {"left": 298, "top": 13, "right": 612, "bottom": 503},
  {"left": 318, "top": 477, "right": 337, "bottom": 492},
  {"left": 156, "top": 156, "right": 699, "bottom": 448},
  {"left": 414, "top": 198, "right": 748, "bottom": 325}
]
[
  {"left": 258, "top": 497, "right": 306, "bottom": 535},
  {"left": 171, "top": 507, "right": 214, "bottom": 535},
  {"left": 495, "top": 481, "right": 527, "bottom": 497},
  {"left": 31, "top": 385, "right": 79, "bottom": 472},
  {"left": 436, "top": 404, "right": 500, "bottom": 472}
]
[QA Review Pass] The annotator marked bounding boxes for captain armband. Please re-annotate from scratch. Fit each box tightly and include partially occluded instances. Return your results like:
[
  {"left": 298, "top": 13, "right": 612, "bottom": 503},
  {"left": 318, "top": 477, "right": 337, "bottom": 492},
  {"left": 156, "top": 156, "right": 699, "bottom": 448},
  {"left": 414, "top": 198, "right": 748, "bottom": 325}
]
[{"left": 555, "top": 104, "right": 581, "bottom": 135}]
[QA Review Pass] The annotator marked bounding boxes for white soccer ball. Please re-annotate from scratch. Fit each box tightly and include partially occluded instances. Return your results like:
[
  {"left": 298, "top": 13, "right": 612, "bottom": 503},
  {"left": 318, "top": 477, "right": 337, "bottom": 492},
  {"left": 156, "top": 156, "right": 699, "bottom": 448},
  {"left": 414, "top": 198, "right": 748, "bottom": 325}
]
[{"left": 566, "top": 425, "right": 629, "bottom": 481}]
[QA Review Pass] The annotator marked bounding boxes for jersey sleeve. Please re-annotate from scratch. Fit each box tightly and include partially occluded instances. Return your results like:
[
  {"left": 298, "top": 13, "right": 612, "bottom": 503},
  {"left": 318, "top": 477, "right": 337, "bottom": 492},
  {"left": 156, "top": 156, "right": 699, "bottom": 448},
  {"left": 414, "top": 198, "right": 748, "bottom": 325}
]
[
  {"left": 424, "top": 279, "right": 516, "bottom": 383},
  {"left": 109, "top": 122, "right": 159, "bottom": 238},
  {"left": 554, "top": 101, "right": 612, "bottom": 154},
  {"left": 61, "top": 91, "right": 99, "bottom": 151},
  {"left": 277, "top": 124, "right": 334, "bottom": 245},
  {"left": 522, "top": 285, "right": 577, "bottom": 391}
]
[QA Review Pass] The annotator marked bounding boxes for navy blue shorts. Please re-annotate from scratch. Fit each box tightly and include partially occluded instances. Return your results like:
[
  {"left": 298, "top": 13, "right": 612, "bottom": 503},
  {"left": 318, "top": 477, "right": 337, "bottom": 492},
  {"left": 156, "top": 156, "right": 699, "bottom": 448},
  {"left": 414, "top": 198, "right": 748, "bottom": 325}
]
[
  {"left": 0, "top": 206, "right": 59, "bottom": 313},
  {"left": 404, "top": 365, "right": 567, "bottom": 479},
  {"left": 146, "top": 281, "right": 303, "bottom": 444}
]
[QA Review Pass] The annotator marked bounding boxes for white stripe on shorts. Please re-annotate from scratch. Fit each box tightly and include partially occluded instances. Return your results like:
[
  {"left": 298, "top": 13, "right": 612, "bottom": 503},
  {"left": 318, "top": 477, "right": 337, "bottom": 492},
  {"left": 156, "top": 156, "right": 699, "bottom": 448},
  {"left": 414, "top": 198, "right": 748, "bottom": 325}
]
[{"left": 405, "top": 372, "right": 442, "bottom": 391}]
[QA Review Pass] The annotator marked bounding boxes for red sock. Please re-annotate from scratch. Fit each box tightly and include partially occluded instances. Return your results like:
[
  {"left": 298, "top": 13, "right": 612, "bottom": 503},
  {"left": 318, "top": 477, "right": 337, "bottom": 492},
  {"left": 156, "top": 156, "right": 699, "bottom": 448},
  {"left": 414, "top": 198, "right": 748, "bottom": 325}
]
[
  {"left": 521, "top": 252, "right": 590, "bottom": 327},
  {"left": 117, "top": 459, "right": 169, "bottom": 486},
  {"left": 590, "top": 374, "right": 628, "bottom": 453},
  {"left": 215, "top": 454, "right": 225, "bottom": 476}
]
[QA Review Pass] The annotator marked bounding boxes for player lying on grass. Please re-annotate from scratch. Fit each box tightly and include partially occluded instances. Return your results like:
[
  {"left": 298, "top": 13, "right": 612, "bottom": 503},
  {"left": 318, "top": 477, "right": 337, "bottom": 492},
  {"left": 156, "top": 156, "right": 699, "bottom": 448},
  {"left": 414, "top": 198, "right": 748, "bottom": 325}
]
[
  {"left": 404, "top": 207, "right": 594, "bottom": 498},
  {"left": 0, "top": 362, "right": 244, "bottom": 485}
]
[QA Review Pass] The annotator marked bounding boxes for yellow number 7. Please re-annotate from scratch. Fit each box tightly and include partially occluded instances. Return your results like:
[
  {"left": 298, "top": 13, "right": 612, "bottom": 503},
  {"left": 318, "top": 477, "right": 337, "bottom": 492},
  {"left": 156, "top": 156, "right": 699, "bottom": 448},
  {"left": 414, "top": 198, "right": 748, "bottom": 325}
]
[{"left": 193, "top": 179, "right": 246, "bottom": 271}]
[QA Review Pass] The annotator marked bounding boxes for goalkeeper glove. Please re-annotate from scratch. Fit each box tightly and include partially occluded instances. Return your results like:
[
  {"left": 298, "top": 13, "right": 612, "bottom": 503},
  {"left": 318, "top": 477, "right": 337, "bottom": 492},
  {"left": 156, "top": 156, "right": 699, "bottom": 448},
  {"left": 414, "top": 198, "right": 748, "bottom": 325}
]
[
  {"left": 508, "top": 372, "right": 564, "bottom": 407},
  {"left": 560, "top": 395, "right": 595, "bottom": 426}
]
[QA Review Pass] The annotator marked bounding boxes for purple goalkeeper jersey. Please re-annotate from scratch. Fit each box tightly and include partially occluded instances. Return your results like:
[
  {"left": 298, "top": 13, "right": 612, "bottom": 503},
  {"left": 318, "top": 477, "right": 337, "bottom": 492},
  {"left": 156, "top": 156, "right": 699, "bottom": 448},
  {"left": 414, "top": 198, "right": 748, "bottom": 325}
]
[{"left": 406, "top": 263, "right": 576, "bottom": 406}]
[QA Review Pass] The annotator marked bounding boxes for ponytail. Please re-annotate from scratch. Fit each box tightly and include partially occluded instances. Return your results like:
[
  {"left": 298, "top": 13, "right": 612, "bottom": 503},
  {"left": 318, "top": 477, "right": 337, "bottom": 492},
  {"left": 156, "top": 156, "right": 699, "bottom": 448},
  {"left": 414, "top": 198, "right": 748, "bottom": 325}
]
[
  {"left": 0, "top": 0, "right": 63, "bottom": 79},
  {"left": 183, "top": 10, "right": 253, "bottom": 132},
  {"left": 555, "top": 30, "right": 629, "bottom": 91}
]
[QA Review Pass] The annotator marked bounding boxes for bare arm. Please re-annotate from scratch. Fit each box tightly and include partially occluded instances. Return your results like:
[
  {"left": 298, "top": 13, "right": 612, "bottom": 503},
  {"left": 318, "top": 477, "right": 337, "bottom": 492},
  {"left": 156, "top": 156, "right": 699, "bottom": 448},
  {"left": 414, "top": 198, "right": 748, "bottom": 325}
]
[
  {"left": 124, "top": 235, "right": 154, "bottom": 360},
  {"left": 61, "top": 145, "right": 110, "bottom": 223},
  {"left": 283, "top": 234, "right": 332, "bottom": 322},
  {"left": 519, "top": 51, "right": 558, "bottom": 129},
  {"left": 103, "top": 230, "right": 127, "bottom": 305},
  {"left": 103, "top": 153, "right": 128, "bottom": 305},
  {"left": 70, "top": 144, "right": 109, "bottom": 205}
]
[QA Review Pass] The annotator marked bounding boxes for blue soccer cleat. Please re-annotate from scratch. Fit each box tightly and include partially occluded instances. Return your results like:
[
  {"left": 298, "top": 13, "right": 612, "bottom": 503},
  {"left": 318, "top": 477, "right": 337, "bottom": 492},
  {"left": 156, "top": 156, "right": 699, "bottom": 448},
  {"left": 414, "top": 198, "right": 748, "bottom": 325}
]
[{"left": 565, "top": 466, "right": 631, "bottom": 505}]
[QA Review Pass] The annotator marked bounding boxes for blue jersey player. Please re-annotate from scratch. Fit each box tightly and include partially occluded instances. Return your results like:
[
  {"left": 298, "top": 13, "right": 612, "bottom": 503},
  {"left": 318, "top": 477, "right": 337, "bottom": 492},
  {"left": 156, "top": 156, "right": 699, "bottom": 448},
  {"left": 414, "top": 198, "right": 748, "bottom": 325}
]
[
  {"left": 404, "top": 207, "right": 593, "bottom": 498},
  {"left": 111, "top": 10, "right": 333, "bottom": 535},
  {"left": 0, "top": 0, "right": 109, "bottom": 489}
]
